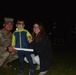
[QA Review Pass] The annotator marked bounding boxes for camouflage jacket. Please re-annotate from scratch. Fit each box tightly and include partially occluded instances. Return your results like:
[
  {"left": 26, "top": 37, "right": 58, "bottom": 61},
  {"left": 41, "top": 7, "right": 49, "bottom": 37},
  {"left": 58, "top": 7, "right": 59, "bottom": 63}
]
[{"left": 0, "top": 28, "right": 12, "bottom": 52}]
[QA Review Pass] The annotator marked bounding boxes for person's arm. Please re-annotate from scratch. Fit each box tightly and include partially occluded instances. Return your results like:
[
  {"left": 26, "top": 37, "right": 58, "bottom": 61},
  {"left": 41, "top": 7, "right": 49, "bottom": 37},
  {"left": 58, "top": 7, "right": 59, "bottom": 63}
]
[
  {"left": 26, "top": 30, "right": 32, "bottom": 38},
  {"left": 8, "top": 34, "right": 17, "bottom": 55},
  {"left": 36, "top": 36, "right": 48, "bottom": 53},
  {"left": 27, "top": 36, "right": 33, "bottom": 43},
  {"left": 11, "top": 34, "right": 16, "bottom": 47},
  {"left": 0, "top": 33, "right": 3, "bottom": 45},
  {"left": 26, "top": 30, "right": 32, "bottom": 43},
  {"left": 0, "top": 31, "right": 9, "bottom": 51},
  {"left": 32, "top": 35, "right": 51, "bottom": 54}
]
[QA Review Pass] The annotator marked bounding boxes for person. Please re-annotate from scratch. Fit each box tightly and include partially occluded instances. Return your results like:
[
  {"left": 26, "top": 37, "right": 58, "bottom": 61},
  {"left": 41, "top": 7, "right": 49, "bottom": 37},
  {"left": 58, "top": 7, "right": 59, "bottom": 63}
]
[
  {"left": 0, "top": 17, "right": 18, "bottom": 69},
  {"left": 30, "top": 22, "right": 52, "bottom": 75},
  {"left": 11, "top": 19, "right": 34, "bottom": 75}
]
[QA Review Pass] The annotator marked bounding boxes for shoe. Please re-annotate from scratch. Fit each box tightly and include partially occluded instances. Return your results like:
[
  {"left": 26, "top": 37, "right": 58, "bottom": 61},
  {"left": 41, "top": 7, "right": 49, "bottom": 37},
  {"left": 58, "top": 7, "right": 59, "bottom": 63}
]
[
  {"left": 18, "top": 70, "right": 24, "bottom": 75},
  {"left": 29, "top": 69, "right": 34, "bottom": 75},
  {"left": 39, "top": 70, "right": 48, "bottom": 75},
  {"left": 36, "top": 65, "right": 40, "bottom": 70}
]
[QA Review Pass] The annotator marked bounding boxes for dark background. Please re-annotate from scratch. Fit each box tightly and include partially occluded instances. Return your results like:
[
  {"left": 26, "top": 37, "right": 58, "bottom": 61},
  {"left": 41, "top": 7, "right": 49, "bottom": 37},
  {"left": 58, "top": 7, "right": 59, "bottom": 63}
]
[{"left": 0, "top": 1, "right": 76, "bottom": 48}]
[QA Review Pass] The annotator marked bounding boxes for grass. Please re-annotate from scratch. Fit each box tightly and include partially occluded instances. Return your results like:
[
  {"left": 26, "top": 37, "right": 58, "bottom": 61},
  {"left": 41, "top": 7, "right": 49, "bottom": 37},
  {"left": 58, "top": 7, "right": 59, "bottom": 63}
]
[{"left": 0, "top": 46, "right": 76, "bottom": 75}]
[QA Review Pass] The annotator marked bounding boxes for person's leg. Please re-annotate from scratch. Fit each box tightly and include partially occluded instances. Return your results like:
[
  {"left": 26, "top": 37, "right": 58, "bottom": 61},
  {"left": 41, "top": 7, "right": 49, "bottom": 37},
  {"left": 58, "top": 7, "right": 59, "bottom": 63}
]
[
  {"left": 0, "top": 51, "right": 10, "bottom": 68},
  {"left": 25, "top": 52, "right": 34, "bottom": 70},
  {"left": 25, "top": 52, "right": 34, "bottom": 75},
  {"left": 17, "top": 51, "right": 24, "bottom": 75},
  {"left": 39, "top": 56, "right": 48, "bottom": 75},
  {"left": 34, "top": 55, "right": 40, "bottom": 70},
  {"left": 38, "top": 70, "right": 48, "bottom": 75},
  {"left": 5, "top": 54, "right": 18, "bottom": 63},
  {"left": 36, "top": 65, "right": 40, "bottom": 70},
  {"left": 31, "top": 54, "right": 36, "bottom": 64}
]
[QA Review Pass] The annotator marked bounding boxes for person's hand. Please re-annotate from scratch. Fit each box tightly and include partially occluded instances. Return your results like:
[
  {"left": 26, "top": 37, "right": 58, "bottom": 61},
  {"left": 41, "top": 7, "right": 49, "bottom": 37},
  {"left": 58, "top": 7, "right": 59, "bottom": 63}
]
[
  {"left": 2, "top": 47, "right": 7, "bottom": 54},
  {"left": 3, "top": 47, "right": 7, "bottom": 51},
  {"left": 8, "top": 46, "right": 17, "bottom": 56},
  {"left": 8, "top": 46, "right": 16, "bottom": 52},
  {"left": 29, "top": 39, "right": 33, "bottom": 43},
  {"left": 27, "top": 37, "right": 33, "bottom": 43},
  {"left": 11, "top": 50, "right": 17, "bottom": 56}
]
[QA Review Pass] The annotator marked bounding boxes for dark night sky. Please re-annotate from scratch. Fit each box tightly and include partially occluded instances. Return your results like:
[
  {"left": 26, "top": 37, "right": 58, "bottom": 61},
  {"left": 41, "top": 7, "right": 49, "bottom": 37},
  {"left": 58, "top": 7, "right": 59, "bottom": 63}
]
[
  {"left": 0, "top": 1, "right": 76, "bottom": 33},
  {"left": 0, "top": 1, "right": 76, "bottom": 49}
]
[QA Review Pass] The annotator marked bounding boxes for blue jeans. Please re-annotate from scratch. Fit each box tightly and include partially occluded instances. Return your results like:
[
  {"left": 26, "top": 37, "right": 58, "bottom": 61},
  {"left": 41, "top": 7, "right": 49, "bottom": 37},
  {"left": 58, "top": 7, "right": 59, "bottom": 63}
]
[{"left": 17, "top": 51, "right": 34, "bottom": 71}]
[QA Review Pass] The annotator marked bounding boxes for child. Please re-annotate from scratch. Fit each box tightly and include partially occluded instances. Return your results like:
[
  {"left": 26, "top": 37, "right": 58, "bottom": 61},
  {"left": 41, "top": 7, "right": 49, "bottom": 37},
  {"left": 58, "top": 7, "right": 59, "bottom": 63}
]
[{"left": 12, "top": 20, "right": 34, "bottom": 75}]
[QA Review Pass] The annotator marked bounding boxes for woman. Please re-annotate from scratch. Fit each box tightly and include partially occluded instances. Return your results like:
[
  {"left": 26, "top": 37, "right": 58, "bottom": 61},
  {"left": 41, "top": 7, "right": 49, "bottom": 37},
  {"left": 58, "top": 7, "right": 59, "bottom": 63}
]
[{"left": 30, "top": 22, "right": 52, "bottom": 75}]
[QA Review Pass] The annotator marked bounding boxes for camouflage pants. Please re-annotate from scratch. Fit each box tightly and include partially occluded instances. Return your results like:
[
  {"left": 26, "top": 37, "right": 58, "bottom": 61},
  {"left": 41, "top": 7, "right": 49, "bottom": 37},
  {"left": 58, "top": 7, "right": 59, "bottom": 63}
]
[{"left": 0, "top": 51, "right": 18, "bottom": 67}]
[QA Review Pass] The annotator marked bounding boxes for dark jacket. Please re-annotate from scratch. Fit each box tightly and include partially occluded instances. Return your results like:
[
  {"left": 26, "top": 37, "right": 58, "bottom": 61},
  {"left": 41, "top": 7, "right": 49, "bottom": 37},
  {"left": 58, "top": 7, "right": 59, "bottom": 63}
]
[
  {"left": 30, "top": 35, "right": 52, "bottom": 72},
  {"left": 12, "top": 28, "right": 32, "bottom": 48}
]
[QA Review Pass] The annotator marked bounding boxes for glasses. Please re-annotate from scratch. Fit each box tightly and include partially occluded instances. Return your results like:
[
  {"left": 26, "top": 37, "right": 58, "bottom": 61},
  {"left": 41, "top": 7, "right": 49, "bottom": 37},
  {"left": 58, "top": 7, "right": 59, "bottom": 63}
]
[
  {"left": 17, "top": 23, "right": 24, "bottom": 25},
  {"left": 33, "top": 26, "right": 39, "bottom": 28}
]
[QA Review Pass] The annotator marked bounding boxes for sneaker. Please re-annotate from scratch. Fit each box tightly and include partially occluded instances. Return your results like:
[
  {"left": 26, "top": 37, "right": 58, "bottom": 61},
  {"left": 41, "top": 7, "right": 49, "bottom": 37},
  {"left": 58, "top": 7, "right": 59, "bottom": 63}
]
[
  {"left": 36, "top": 65, "right": 40, "bottom": 70},
  {"left": 29, "top": 69, "right": 34, "bottom": 75},
  {"left": 18, "top": 70, "right": 24, "bottom": 75},
  {"left": 39, "top": 70, "right": 48, "bottom": 75}
]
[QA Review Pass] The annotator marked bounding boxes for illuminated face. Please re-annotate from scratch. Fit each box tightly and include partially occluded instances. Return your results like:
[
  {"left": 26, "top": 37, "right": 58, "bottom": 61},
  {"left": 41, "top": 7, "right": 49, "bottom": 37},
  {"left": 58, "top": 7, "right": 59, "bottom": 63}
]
[
  {"left": 33, "top": 24, "right": 40, "bottom": 34},
  {"left": 16, "top": 21, "right": 24, "bottom": 30},
  {"left": 4, "top": 22, "right": 13, "bottom": 31}
]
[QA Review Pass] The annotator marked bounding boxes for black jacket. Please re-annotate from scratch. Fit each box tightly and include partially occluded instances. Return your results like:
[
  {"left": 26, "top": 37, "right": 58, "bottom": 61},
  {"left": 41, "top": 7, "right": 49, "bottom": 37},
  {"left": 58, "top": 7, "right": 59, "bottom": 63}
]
[{"left": 30, "top": 35, "right": 52, "bottom": 72}]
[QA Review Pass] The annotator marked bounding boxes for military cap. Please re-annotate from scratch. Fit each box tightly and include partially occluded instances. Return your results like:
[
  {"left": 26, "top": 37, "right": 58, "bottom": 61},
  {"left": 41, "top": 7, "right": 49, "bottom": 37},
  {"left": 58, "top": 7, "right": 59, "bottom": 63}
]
[{"left": 4, "top": 17, "right": 14, "bottom": 24}]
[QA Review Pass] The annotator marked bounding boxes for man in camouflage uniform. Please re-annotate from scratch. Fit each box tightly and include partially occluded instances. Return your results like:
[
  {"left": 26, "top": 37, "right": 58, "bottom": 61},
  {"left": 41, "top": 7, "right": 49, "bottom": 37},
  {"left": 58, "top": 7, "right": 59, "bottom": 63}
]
[{"left": 0, "top": 17, "right": 18, "bottom": 68}]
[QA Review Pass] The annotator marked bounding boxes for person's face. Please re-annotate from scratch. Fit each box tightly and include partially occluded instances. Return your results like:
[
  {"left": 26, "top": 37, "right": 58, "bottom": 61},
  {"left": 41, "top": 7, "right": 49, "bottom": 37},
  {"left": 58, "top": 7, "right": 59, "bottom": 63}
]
[
  {"left": 33, "top": 24, "right": 40, "bottom": 34},
  {"left": 4, "top": 22, "right": 13, "bottom": 31},
  {"left": 16, "top": 21, "right": 24, "bottom": 30}
]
